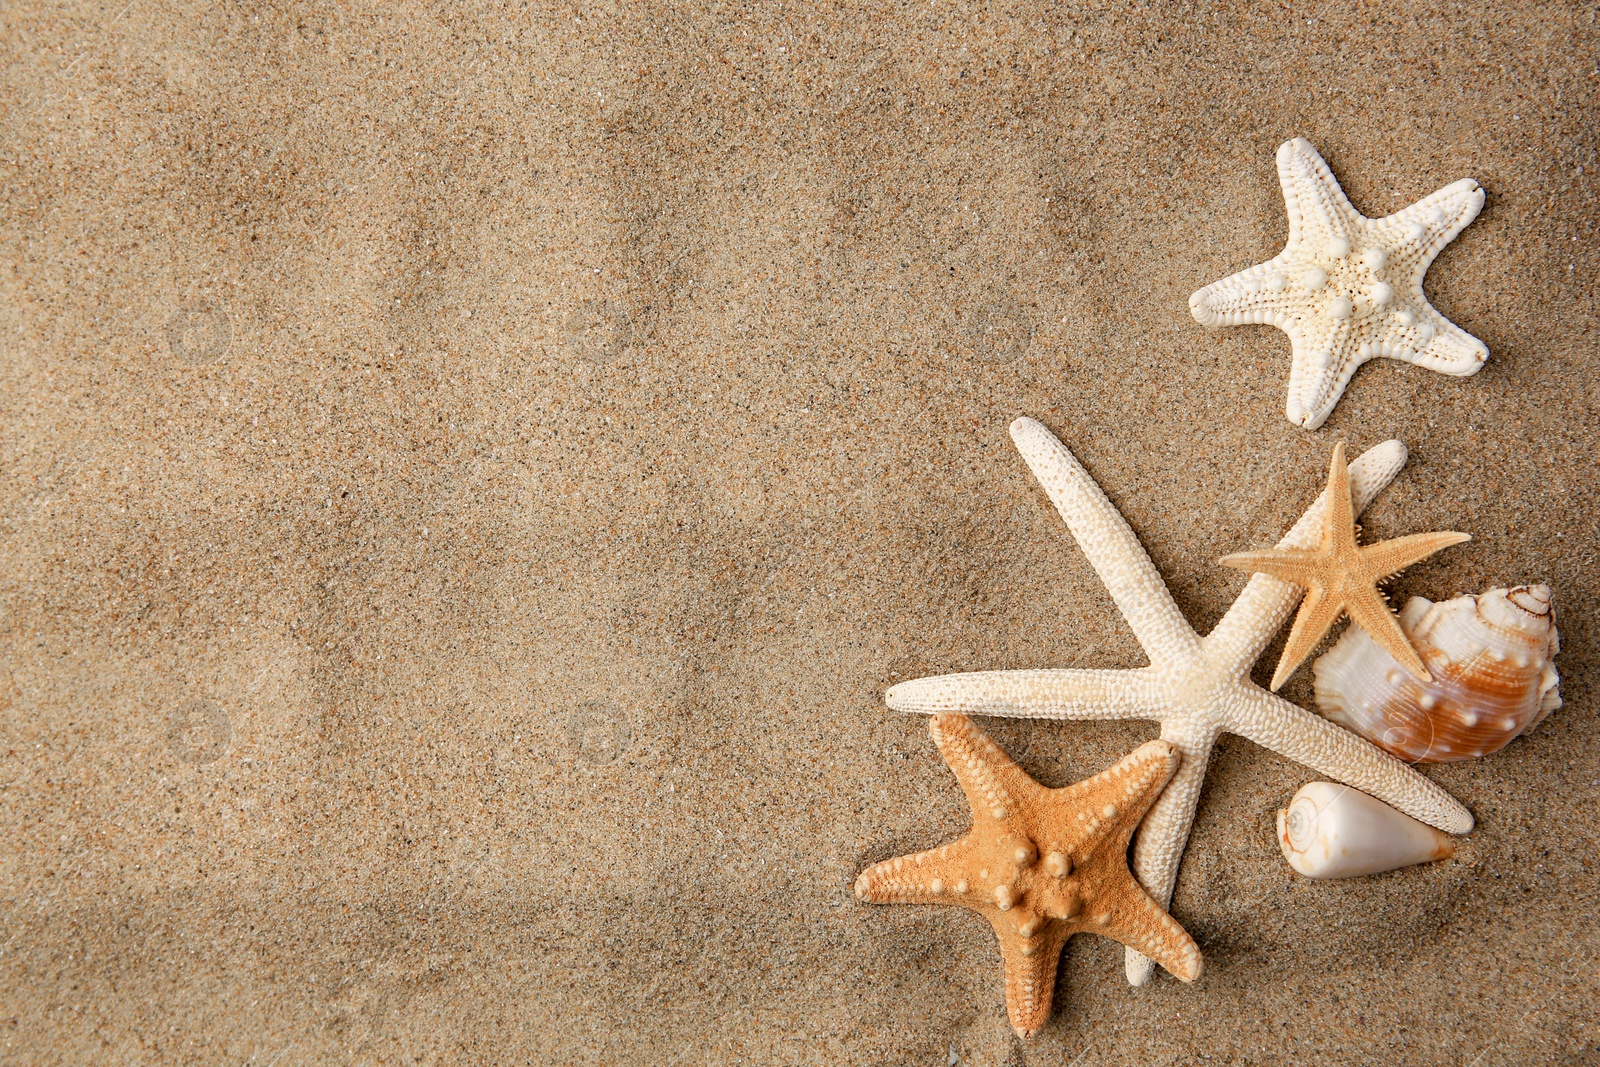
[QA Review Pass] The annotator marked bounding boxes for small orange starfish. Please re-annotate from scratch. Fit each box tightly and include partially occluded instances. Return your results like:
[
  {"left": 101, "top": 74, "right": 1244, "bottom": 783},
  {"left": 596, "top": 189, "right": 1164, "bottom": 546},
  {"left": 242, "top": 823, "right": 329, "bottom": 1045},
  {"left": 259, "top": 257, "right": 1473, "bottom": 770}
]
[
  {"left": 1220, "top": 440, "right": 1469, "bottom": 690},
  {"left": 855, "top": 714, "right": 1201, "bottom": 1038}
]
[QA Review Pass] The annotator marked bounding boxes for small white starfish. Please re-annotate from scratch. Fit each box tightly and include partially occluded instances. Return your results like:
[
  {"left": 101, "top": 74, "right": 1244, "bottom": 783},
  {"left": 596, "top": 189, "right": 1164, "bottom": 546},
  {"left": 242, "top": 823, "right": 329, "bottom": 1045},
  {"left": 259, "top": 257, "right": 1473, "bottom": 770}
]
[
  {"left": 1189, "top": 137, "right": 1487, "bottom": 430},
  {"left": 886, "top": 418, "right": 1474, "bottom": 987}
]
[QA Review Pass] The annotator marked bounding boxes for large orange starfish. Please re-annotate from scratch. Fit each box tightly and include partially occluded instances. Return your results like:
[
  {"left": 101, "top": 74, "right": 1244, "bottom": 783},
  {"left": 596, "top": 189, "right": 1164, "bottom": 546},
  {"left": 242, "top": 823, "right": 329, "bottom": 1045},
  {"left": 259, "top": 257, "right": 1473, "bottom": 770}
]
[
  {"left": 1220, "top": 440, "right": 1469, "bottom": 690},
  {"left": 855, "top": 714, "right": 1201, "bottom": 1038}
]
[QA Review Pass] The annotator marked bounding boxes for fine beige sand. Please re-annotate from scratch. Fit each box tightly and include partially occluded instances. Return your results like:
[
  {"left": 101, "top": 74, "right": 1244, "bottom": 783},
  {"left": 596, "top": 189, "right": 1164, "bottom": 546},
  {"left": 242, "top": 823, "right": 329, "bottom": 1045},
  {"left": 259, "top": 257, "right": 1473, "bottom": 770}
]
[{"left": 3, "top": 3, "right": 1597, "bottom": 1064}]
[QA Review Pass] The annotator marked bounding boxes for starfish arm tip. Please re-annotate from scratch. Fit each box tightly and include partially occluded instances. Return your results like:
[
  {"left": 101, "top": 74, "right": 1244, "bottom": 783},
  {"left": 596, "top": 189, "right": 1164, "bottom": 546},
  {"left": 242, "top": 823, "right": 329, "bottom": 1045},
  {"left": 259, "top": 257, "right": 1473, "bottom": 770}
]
[
  {"left": 1152, "top": 933, "right": 1206, "bottom": 984},
  {"left": 1124, "top": 951, "right": 1156, "bottom": 986},
  {"left": 1008, "top": 415, "right": 1045, "bottom": 442},
  {"left": 1386, "top": 640, "right": 1434, "bottom": 683},
  {"left": 885, "top": 679, "right": 952, "bottom": 713},
  {"left": 1267, "top": 638, "right": 1322, "bottom": 689},
  {"left": 1445, "top": 177, "right": 1487, "bottom": 219},
  {"left": 853, "top": 867, "right": 890, "bottom": 903},
  {"left": 1277, "top": 136, "right": 1313, "bottom": 164},
  {"left": 1215, "top": 550, "right": 1312, "bottom": 585},
  {"left": 1410, "top": 323, "right": 1489, "bottom": 377},
  {"left": 1144, "top": 737, "right": 1180, "bottom": 762},
  {"left": 1284, "top": 379, "right": 1335, "bottom": 429},
  {"left": 1373, "top": 439, "right": 1408, "bottom": 465},
  {"left": 1417, "top": 790, "right": 1475, "bottom": 835},
  {"left": 1299, "top": 407, "right": 1332, "bottom": 431}
]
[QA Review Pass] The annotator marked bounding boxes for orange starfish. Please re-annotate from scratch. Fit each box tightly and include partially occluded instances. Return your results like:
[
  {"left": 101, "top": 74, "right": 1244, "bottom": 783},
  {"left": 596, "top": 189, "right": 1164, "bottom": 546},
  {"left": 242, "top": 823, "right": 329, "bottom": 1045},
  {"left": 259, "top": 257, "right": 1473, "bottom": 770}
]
[
  {"left": 1220, "top": 440, "right": 1469, "bottom": 690},
  {"left": 855, "top": 714, "right": 1201, "bottom": 1038}
]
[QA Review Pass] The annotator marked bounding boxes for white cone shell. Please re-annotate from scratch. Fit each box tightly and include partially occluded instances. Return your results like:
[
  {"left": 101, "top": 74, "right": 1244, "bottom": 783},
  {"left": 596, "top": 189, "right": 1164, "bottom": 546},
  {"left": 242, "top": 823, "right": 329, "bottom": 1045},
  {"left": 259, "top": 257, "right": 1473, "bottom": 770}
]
[
  {"left": 1312, "top": 585, "right": 1561, "bottom": 763},
  {"left": 1277, "top": 781, "right": 1457, "bottom": 879}
]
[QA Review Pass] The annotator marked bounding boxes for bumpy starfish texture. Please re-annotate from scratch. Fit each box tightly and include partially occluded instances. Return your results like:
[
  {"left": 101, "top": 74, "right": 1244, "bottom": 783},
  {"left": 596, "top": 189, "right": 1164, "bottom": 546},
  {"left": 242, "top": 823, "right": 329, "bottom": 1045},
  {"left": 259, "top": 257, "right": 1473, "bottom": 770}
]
[
  {"left": 1220, "top": 441, "right": 1469, "bottom": 690},
  {"left": 887, "top": 418, "right": 1473, "bottom": 988},
  {"left": 1190, "top": 137, "right": 1487, "bottom": 430},
  {"left": 855, "top": 714, "right": 1200, "bottom": 1038}
]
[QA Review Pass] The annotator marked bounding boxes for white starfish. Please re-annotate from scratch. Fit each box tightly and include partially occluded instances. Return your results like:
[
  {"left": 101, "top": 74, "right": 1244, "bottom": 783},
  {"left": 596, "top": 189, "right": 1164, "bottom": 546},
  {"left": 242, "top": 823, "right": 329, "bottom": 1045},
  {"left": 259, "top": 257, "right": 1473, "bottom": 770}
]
[
  {"left": 886, "top": 418, "right": 1474, "bottom": 987},
  {"left": 1189, "top": 137, "right": 1487, "bottom": 430}
]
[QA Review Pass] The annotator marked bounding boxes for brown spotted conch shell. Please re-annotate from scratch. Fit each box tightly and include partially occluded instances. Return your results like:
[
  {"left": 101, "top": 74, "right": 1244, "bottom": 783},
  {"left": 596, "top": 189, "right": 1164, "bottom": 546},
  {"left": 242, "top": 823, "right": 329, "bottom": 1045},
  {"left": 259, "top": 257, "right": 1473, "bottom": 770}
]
[{"left": 1312, "top": 584, "right": 1561, "bottom": 763}]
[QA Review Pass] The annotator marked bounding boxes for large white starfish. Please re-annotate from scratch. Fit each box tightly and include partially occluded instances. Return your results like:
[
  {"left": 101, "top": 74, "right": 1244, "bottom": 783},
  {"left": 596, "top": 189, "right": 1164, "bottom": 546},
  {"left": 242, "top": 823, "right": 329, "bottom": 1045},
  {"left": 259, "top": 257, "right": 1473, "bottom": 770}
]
[
  {"left": 886, "top": 418, "right": 1474, "bottom": 986},
  {"left": 1189, "top": 137, "right": 1487, "bottom": 430}
]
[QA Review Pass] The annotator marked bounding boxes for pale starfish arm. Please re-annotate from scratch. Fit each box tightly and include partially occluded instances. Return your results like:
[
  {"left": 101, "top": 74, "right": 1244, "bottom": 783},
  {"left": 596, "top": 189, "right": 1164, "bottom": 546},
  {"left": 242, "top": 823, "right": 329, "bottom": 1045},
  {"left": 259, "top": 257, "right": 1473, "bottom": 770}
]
[
  {"left": 1190, "top": 270, "right": 1375, "bottom": 429},
  {"left": 886, "top": 669, "right": 1168, "bottom": 723},
  {"left": 1227, "top": 688, "right": 1475, "bottom": 833},
  {"left": 1282, "top": 325, "right": 1366, "bottom": 429},
  {"left": 1374, "top": 178, "right": 1487, "bottom": 291},
  {"left": 1009, "top": 417, "right": 1202, "bottom": 667},
  {"left": 1203, "top": 440, "right": 1407, "bottom": 678},
  {"left": 1122, "top": 719, "right": 1219, "bottom": 987},
  {"left": 1280, "top": 321, "right": 1369, "bottom": 428},
  {"left": 1276, "top": 138, "right": 1361, "bottom": 249},
  {"left": 1366, "top": 178, "right": 1488, "bottom": 378},
  {"left": 1373, "top": 311, "right": 1488, "bottom": 377},
  {"left": 1419, "top": 315, "right": 1488, "bottom": 375},
  {"left": 1186, "top": 254, "right": 1300, "bottom": 328}
]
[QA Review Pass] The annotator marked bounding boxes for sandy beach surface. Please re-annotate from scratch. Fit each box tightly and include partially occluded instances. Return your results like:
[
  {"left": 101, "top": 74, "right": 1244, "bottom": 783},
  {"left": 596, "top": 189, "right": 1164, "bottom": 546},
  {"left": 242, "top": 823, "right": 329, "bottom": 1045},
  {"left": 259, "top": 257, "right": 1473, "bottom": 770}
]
[{"left": 3, "top": 2, "right": 1597, "bottom": 1064}]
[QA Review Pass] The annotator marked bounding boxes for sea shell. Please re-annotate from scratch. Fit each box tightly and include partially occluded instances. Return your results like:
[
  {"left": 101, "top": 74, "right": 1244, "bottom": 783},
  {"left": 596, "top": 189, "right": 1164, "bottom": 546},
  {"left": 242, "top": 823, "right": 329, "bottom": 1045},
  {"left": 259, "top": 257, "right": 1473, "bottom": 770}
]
[
  {"left": 1277, "top": 781, "right": 1456, "bottom": 879},
  {"left": 1312, "top": 585, "right": 1561, "bottom": 763}
]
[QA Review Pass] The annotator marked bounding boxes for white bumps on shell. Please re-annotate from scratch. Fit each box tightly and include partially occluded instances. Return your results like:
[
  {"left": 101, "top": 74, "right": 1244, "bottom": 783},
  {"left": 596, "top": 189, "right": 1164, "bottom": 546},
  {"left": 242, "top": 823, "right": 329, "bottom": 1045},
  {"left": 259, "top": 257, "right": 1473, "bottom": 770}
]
[
  {"left": 1313, "top": 585, "right": 1562, "bottom": 764},
  {"left": 1190, "top": 137, "right": 1488, "bottom": 430}
]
